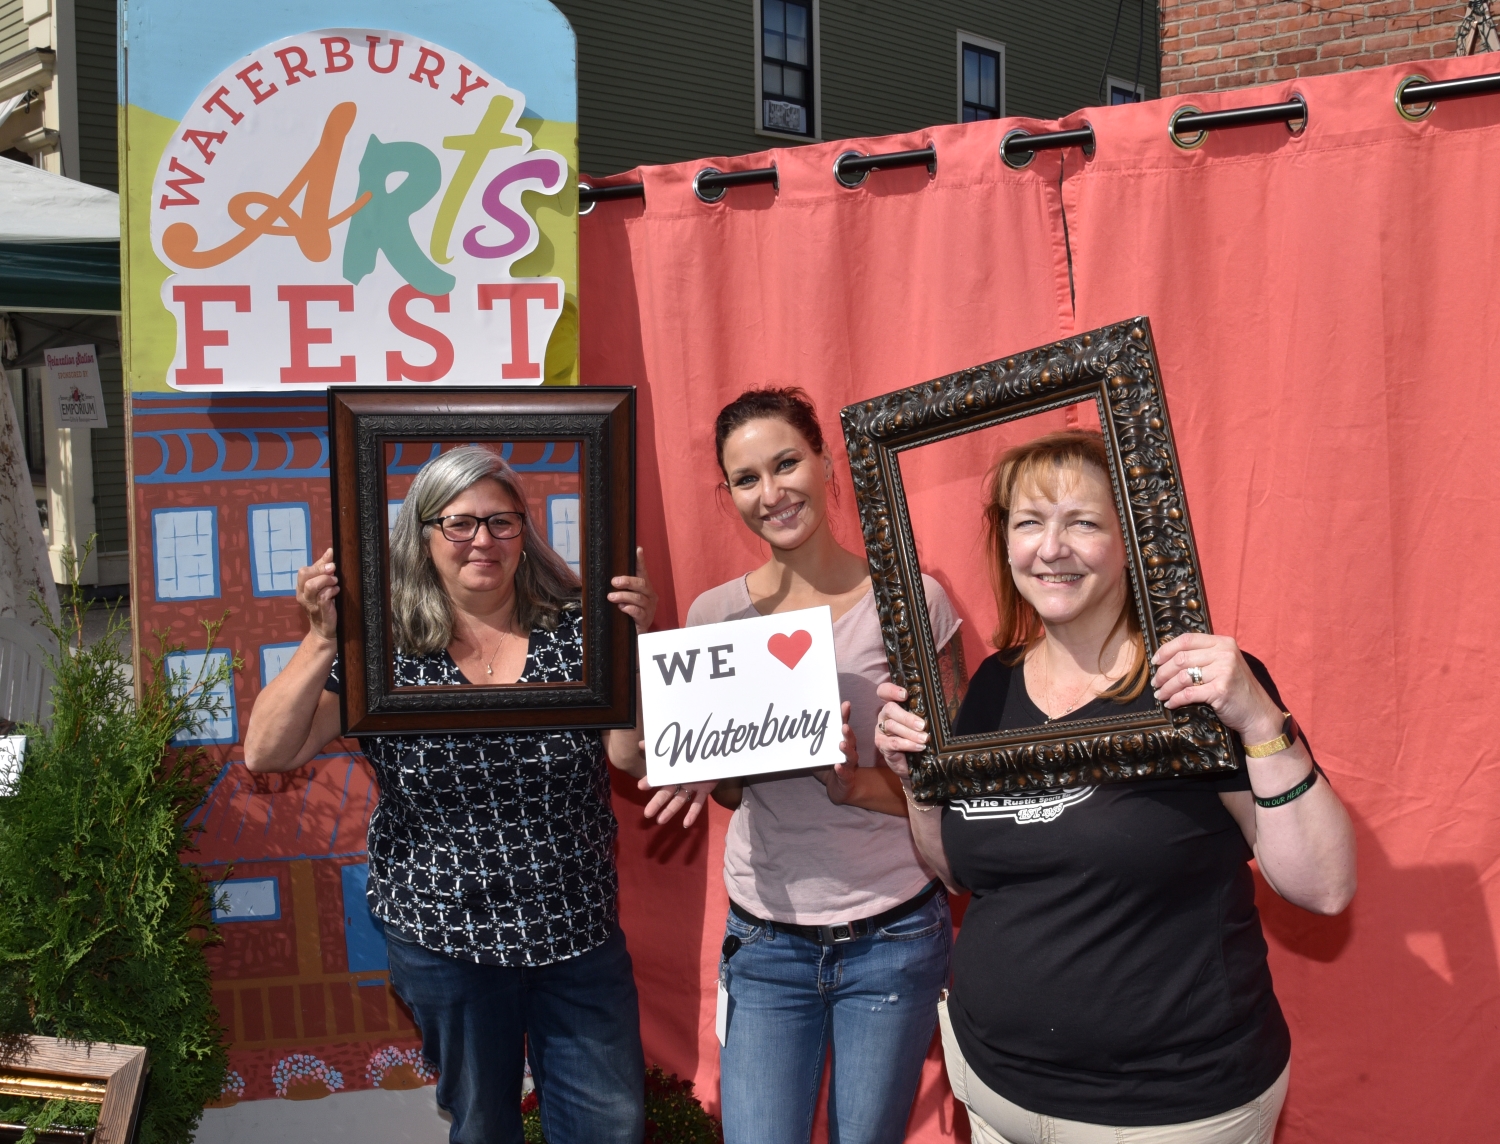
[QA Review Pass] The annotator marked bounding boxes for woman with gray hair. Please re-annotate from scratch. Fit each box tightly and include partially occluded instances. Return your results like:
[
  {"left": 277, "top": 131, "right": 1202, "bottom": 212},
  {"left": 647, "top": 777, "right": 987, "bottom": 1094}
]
[{"left": 245, "top": 445, "right": 658, "bottom": 1144}]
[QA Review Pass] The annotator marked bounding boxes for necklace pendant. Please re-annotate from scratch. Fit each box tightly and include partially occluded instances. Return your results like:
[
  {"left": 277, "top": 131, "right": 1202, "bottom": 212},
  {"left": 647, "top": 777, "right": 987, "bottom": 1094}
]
[{"left": 486, "top": 665, "right": 493, "bottom": 675}]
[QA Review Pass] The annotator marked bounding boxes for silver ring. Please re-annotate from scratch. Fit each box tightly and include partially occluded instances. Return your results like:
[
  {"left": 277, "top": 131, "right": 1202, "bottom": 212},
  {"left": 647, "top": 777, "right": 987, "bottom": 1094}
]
[
  {"left": 879, "top": 720, "right": 887, "bottom": 736},
  {"left": 1187, "top": 666, "right": 1204, "bottom": 686}
]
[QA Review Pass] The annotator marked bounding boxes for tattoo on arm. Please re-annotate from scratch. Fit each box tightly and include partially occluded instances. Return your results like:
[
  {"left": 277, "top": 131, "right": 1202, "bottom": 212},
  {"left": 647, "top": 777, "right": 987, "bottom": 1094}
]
[{"left": 937, "top": 637, "right": 968, "bottom": 724}]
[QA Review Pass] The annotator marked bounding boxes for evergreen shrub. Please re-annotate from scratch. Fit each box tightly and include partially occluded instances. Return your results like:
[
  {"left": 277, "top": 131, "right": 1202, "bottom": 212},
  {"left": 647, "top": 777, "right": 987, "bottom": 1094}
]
[{"left": 0, "top": 563, "right": 231, "bottom": 1144}]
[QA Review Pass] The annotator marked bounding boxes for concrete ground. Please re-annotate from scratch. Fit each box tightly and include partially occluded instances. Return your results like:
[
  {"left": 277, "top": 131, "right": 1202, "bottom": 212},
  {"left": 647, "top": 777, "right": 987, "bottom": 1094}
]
[{"left": 193, "top": 1086, "right": 451, "bottom": 1143}]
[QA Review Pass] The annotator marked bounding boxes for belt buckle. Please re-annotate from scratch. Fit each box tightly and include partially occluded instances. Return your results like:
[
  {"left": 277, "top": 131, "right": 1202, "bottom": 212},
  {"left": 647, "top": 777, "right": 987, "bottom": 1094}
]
[{"left": 828, "top": 923, "right": 854, "bottom": 944}]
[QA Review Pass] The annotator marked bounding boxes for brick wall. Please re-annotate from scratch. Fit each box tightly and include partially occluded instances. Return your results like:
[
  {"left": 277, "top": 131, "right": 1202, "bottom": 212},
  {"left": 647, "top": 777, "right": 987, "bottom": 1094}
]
[{"left": 1160, "top": 1, "right": 1482, "bottom": 95}]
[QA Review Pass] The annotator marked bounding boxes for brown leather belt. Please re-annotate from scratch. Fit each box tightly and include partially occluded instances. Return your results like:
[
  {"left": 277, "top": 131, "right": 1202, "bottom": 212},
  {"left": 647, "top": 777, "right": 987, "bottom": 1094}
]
[{"left": 729, "top": 881, "right": 942, "bottom": 946}]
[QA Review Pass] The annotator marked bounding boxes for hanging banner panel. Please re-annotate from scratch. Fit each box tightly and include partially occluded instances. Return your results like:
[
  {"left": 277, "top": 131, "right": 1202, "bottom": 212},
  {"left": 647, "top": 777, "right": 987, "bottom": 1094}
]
[{"left": 119, "top": 0, "right": 577, "bottom": 1122}]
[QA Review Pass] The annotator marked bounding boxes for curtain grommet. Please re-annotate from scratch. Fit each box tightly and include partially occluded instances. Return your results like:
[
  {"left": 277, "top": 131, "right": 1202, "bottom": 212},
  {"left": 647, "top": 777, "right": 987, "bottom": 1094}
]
[
  {"left": 1168, "top": 105, "right": 1209, "bottom": 150},
  {"left": 834, "top": 151, "right": 869, "bottom": 188},
  {"left": 693, "top": 167, "right": 727, "bottom": 204},
  {"left": 1285, "top": 94, "right": 1309, "bottom": 135},
  {"left": 1395, "top": 75, "right": 1435, "bottom": 121},
  {"left": 577, "top": 182, "right": 596, "bottom": 216},
  {"left": 1000, "top": 130, "right": 1035, "bottom": 169}
]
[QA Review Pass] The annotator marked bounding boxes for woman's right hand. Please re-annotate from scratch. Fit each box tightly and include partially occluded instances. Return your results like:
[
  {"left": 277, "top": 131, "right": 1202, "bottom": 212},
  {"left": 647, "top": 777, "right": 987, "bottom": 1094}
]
[
  {"left": 297, "top": 547, "right": 340, "bottom": 641},
  {"left": 874, "top": 681, "right": 928, "bottom": 780}
]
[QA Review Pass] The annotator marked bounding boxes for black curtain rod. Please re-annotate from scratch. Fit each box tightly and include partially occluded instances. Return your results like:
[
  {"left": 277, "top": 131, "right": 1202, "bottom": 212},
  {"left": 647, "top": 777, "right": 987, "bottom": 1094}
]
[
  {"left": 578, "top": 68, "right": 1500, "bottom": 208},
  {"left": 1400, "top": 69, "right": 1500, "bottom": 104}
]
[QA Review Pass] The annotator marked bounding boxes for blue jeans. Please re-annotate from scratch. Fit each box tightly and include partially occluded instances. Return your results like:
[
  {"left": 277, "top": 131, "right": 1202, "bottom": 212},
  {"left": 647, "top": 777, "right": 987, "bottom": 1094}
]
[
  {"left": 718, "top": 888, "right": 952, "bottom": 1144},
  {"left": 385, "top": 924, "right": 646, "bottom": 1144}
]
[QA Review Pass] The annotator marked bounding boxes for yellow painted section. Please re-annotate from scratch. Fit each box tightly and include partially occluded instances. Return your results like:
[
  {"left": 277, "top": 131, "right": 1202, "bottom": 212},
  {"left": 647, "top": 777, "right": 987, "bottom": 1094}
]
[{"left": 120, "top": 105, "right": 581, "bottom": 394}]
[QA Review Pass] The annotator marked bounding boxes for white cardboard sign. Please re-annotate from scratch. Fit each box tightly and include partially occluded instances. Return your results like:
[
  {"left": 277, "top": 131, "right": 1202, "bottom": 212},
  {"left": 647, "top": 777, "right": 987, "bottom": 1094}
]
[
  {"left": 639, "top": 605, "right": 843, "bottom": 787},
  {"left": 45, "top": 344, "right": 107, "bottom": 427}
]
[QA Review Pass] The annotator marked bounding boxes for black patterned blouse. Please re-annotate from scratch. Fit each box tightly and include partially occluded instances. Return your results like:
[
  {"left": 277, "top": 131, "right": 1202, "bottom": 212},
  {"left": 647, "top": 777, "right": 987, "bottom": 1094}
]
[{"left": 328, "top": 607, "right": 618, "bottom": 967}]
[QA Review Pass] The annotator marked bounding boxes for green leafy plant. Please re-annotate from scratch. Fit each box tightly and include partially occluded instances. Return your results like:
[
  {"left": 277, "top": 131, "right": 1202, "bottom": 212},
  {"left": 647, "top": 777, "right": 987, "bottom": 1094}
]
[
  {"left": 0, "top": 548, "right": 232, "bottom": 1144},
  {"left": 0, "top": 1095, "right": 100, "bottom": 1144},
  {"left": 520, "top": 1066, "right": 723, "bottom": 1144}
]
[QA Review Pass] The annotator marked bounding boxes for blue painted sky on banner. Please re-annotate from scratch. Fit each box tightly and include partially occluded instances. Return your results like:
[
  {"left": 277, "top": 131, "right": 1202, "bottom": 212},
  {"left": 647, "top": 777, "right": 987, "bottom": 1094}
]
[{"left": 122, "top": 0, "right": 576, "bottom": 122}]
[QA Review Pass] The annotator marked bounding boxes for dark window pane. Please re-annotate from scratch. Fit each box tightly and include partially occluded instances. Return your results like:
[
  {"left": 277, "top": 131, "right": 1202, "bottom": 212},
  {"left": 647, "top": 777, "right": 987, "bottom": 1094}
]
[
  {"left": 764, "top": 62, "right": 783, "bottom": 96},
  {"left": 962, "top": 105, "right": 978, "bottom": 123},
  {"left": 980, "top": 55, "right": 997, "bottom": 109},
  {"left": 765, "top": 30, "right": 784, "bottom": 60},
  {"left": 785, "top": 3, "right": 809, "bottom": 64},
  {"left": 785, "top": 68, "right": 806, "bottom": 101},
  {"left": 765, "top": 0, "right": 785, "bottom": 34},
  {"left": 964, "top": 50, "right": 980, "bottom": 105}
]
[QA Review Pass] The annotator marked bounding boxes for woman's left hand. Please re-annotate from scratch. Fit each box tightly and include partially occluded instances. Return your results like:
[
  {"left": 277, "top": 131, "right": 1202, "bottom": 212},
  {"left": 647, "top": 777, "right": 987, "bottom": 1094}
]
[
  {"left": 814, "top": 701, "right": 858, "bottom": 803},
  {"left": 1151, "top": 633, "right": 1284, "bottom": 744},
  {"left": 609, "top": 546, "right": 658, "bottom": 633}
]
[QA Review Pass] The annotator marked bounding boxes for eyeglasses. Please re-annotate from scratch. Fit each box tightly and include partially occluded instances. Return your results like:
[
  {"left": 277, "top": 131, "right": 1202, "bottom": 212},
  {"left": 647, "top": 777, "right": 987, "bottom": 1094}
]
[{"left": 423, "top": 512, "right": 525, "bottom": 542}]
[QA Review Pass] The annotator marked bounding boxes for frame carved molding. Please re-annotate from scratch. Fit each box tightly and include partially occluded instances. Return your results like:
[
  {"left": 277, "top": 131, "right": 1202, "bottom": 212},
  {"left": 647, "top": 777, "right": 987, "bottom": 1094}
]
[{"left": 840, "top": 318, "right": 1233, "bottom": 800}]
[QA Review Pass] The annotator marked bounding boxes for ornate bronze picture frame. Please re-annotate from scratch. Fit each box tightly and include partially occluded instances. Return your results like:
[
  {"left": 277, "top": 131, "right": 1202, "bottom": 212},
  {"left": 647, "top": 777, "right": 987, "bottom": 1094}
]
[
  {"left": 328, "top": 387, "right": 635, "bottom": 735},
  {"left": 840, "top": 318, "right": 1234, "bottom": 800}
]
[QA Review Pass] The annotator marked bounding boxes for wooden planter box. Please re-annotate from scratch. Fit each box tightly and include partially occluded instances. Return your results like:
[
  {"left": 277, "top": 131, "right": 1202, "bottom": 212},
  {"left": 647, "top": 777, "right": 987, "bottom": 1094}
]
[{"left": 0, "top": 1036, "right": 148, "bottom": 1144}]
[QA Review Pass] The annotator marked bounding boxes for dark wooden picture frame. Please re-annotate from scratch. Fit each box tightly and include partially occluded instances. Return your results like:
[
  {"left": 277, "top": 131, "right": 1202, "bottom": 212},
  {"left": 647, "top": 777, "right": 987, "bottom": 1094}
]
[
  {"left": 0, "top": 1035, "right": 148, "bottom": 1144},
  {"left": 840, "top": 318, "right": 1234, "bottom": 800},
  {"left": 328, "top": 387, "right": 636, "bottom": 735}
]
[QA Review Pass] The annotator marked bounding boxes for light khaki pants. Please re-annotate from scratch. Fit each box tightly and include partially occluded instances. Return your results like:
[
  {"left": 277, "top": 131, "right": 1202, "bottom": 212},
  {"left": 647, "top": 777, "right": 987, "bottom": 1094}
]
[{"left": 937, "top": 998, "right": 1289, "bottom": 1144}]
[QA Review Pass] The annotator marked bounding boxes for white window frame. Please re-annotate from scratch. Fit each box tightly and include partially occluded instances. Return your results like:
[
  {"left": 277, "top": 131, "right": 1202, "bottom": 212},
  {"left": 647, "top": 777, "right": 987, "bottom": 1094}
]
[
  {"left": 1106, "top": 75, "right": 1147, "bottom": 105},
  {"left": 754, "top": 0, "right": 822, "bottom": 142},
  {"left": 956, "top": 31, "right": 1007, "bottom": 124},
  {"left": 152, "top": 507, "right": 220, "bottom": 601},
  {"left": 546, "top": 494, "right": 581, "bottom": 574}
]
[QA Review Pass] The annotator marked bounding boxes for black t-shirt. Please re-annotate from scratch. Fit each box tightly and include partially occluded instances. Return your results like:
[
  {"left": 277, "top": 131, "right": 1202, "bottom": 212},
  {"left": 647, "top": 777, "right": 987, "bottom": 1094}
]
[{"left": 942, "top": 651, "right": 1294, "bottom": 1126}]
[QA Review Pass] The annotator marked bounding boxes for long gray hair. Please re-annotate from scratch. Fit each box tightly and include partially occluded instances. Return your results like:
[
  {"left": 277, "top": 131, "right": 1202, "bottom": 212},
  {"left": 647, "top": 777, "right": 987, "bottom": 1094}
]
[{"left": 389, "top": 445, "right": 580, "bottom": 655}]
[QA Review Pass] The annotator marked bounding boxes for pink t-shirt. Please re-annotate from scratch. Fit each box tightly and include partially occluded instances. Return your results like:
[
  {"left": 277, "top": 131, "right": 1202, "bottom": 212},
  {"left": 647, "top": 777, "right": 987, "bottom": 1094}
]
[{"left": 686, "top": 574, "right": 962, "bottom": 925}]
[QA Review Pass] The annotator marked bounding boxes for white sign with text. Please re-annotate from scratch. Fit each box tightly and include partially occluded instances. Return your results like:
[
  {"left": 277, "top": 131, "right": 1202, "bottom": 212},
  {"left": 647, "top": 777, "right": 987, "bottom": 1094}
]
[
  {"left": 640, "top": 605, "right": 843, "bottom": 787},
  {"left": 45, "top": 344, "right": 107, "bottom": 427}
]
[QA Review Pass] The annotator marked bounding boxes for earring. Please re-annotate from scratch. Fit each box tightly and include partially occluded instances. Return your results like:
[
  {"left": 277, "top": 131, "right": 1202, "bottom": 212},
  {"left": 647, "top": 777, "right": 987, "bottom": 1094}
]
[{"left": 521, "top": 550, "right": 528, "bottom": 563}]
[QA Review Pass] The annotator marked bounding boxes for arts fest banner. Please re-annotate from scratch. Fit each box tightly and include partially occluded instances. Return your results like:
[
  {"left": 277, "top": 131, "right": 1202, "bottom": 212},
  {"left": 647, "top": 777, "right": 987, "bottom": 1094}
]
[
  {"left": 580, "top": 53, "right": 1500, "bottom": 1144},
  {"left": 119, "top": 0, "right": 577, "bottom": 1112}
]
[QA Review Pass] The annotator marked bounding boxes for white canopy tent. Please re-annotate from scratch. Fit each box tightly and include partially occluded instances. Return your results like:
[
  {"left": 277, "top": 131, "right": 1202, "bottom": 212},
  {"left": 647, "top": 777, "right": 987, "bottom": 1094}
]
[{"left": 0, "top": 155, "right": 120, "bottom": 243}]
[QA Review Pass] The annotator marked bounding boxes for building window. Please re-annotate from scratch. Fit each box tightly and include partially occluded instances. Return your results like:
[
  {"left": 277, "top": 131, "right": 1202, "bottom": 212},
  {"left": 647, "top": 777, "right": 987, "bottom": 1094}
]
[
  {"left": 212, "top": 877, "right": 281, "bottom": 922},
  {"left": 248, "top": 502, "right": 311, "bottom": 597},
  {"left": 961, "top": 43, "right": 1002, "bottom": 121},
  {"left": 547, "top": 494, "right": 581, "bottom": 574},
  {"left": 152, "top": 507, "right": 220, "bottom": 600},
  {"left": 388, "top": 500, "right": 403, "bottom": 535},
  {"left": 1107, "top": 76, "right": 1145, "bottom": 105},
  {"left": 166, "top": 648, "right": 238, "bottom": 745},
  {"left": 259, "top": 642, "right": 301, "bottom": 689},
  {"left": 760, "top": 0, "right": 814, "bottom": 136}
]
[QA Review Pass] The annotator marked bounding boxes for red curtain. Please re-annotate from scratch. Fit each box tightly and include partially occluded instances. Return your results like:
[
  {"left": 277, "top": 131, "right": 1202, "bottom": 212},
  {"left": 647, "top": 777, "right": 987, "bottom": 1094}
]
[{"left": 584, "top": 53, "right": 1500, "bottom": 1143}]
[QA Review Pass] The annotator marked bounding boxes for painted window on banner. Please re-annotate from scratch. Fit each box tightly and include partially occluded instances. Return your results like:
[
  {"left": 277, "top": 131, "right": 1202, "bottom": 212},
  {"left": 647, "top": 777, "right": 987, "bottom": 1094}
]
[
  {"left": 166, "top": 649, "right": 238, "bottom": 745},
  {"left": 213, "top": 877, "right": 281, "bottom": 922},
  {"left": 249, "top": 502, "right": 311, "bottom": 596},
  {"left": 153, "top": 507, "right": 220, "bottom": 600},
  {"left": 547, "top": 493, "right": 580, "bottom": 573},
  {"left": 148, "top": 29, "right": 569, "bottom": 391}
]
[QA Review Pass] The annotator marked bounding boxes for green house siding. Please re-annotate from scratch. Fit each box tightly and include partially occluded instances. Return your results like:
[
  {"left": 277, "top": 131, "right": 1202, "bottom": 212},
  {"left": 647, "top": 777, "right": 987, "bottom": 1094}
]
[
  {"left": 554, "top": 0, "right": 1158, "bottom": 175},
  {"left": 74, "top": 0, "right": 117, "bottom": 191},
  {"left": 89, "top": 348, "right": 126, "bottom": 556}
]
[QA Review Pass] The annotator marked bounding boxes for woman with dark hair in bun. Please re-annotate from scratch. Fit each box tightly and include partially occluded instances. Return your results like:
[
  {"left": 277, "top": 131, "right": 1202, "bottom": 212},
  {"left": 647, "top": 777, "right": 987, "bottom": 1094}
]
[{"left": 647, "top": 388, "right": 964, "bottom": 1144}]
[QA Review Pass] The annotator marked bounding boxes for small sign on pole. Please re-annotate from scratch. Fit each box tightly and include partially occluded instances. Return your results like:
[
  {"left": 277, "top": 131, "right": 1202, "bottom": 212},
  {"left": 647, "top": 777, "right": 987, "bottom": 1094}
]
[
  {"left": 639, "top": 605, "right": 844, "bottom": 787},
  {"left": 45, "top": 344, "right": 107, "bottom": 427}
]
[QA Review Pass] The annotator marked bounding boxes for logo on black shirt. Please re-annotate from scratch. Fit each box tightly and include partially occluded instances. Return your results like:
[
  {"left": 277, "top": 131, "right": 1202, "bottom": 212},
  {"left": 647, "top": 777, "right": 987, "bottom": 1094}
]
[{"left": 950, "top": 786, "right": 1096, "bottom": 824}]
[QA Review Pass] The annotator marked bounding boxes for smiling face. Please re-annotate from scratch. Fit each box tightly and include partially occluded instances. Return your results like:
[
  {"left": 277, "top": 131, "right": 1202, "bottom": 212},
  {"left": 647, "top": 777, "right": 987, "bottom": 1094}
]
[
  {"left": 720, "top": 416, "right": 833, "bottom": 551},
  {"left": 1006, "top": 461, "right": 1128, "bottom": 630},
  {"left": 425, "top": 477, "right": 525, "bottom": 601}
]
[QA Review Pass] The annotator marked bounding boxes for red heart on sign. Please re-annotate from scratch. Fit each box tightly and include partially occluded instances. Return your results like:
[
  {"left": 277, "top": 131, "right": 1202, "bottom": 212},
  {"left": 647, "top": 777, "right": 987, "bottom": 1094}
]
[{"left": 767, "top": 630, "right": 813, "bottom": 670}]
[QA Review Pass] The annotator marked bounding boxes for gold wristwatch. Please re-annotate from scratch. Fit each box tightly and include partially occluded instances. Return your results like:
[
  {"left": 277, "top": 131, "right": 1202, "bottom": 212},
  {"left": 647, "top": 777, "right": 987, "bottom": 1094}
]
[{"left": 1244, "top": 712, "right": 1300, "bottom": 758}]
